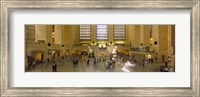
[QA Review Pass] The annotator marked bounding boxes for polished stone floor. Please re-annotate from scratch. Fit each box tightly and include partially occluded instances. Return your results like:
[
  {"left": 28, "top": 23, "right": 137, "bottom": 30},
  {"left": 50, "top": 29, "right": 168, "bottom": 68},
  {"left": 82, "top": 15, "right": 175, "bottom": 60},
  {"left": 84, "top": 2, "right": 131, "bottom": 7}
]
[{"left": 26, "top": 56, "right": 166, "bottom": 72}]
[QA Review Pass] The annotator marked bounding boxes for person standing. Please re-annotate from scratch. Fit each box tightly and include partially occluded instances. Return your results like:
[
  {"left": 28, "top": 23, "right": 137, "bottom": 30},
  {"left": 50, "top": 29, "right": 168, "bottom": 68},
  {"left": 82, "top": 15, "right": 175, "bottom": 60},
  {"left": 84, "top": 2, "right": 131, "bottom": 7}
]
[
  {"left": 54, "top": 62, "right": 57, "bottom": 72},
  {"left": 51, "top": 61, "right": 55, "bottom": 72},
  {"left": 32, "top": 60, "right": 36, "bottom": 68},
  {"left": 87, "top": 59, "right": 90, "bottom": 66},
  {"left": 94, "top": 59, "right": 96, "bottom": 66},
  {"left": 62, "top": 56, "right": 64, "bottom": 64},
  {"left": 76, "top": 58, "right": 79, "bottom": 67},
  {"left": 122, "top": 60, "right": 135, "bottom": 72},
  {"left": 72, "top": 57, "right": 76, "bottom": 68},
  {"left": 168, "top": 57, "right": 171, "bottom": 63},
  {"left": 47, "top": 58, "right": 50, "bottom": 63},
  {"left": 142, "top": 58, "right": 145, "bottom": 67},
  {"left": 51, "top": 61, "right": 57, "bottom": 72},
  {"left": 165, "top": 61, "right": 168, "bottom": 68},
  {"left": 108, "top": 61, "right": 112, "bottom": 69},
  {"left": 155, "top": 56, "right": 158, "bottom": 62},
  {"left": 28, "top": 62, "right": 31, "bottom": 70}
]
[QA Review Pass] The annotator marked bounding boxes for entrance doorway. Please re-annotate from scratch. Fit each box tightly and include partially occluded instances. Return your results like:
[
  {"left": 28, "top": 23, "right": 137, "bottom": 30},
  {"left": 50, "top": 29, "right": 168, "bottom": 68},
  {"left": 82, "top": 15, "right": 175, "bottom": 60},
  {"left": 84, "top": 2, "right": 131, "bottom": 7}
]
[{"left": 41, "top": 54, "right": 43, "bottom": 60}]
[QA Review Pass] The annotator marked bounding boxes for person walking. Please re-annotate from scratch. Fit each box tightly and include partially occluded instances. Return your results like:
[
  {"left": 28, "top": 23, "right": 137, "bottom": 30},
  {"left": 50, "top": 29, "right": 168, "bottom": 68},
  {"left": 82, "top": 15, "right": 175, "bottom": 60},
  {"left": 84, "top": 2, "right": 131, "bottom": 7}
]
[
  {"left": 76, "top": 58, "right": 79, "bottom": 67},
  {"left": 54, "top": 62, "right": 57, "bottom": 72},
  {"left": 32, "top": 60, "right": 36, "bottom": 68},
  {"left": 87, "top": 59, "right": 90, "bottom": 66},
  {"left": 94, "top": 59, "right": 96, "bottom": 66},
  {"left": 72, "top": 57, "right": 76, "bottom": 68},
  {"left": 168, "top": 57, "right": 171, "bottom": 63},
  {"left": 142, "top": 58, "right": 145, "bottom": 67},
  {"left": 51, "top": 60, "right": 57, "bottom": 72},
  {"left": 47, "top": 58, "right": 50, "bottom": 63},
  {"left": 61, "top": 56, "right": 65, "bottom": 64}
]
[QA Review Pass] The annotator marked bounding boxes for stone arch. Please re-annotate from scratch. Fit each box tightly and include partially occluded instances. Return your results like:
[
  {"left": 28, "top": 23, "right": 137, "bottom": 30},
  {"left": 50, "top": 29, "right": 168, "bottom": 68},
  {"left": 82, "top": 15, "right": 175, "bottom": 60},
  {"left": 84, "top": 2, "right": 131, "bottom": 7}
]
[
  {"left": 28, "top": 50, "right": 45, "bottom": 61},
  {"left": 52, "top": 50, "right": 61, "bottom": 59}
]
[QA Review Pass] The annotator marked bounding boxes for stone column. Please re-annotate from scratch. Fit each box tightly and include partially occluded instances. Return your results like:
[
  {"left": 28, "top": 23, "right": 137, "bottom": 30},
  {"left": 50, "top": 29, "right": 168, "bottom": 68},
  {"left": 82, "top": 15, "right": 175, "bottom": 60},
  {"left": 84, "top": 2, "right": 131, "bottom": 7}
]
[
  {"left": 168, "top": 25, "right": 172, "bottom": 56},
  {"left": 25, "top": 25, "right": 35, "bottom": 43},
  {"left": 35, "top": 25, "right": 48, "bottom": 61},
  {"left": 143, "top": 25, "right": 151, "bottom": 47},
  {"left": 46, "top": 25, "right": 54, "bottom": 61},
  {"left": 71, "top": 25, "right": 79, "bottom": 46},
  {"left": 91, "top": 25, "right": 96, "bottom": 44},
  {"left": 158, "top": 25, "right": 169, "bottom": 62},
  {"left": 171, "top": 25, "right": 175, "bottom": 55},
  {"left": 125, "top": 25, "right": 129, "bottom": 46},
  {"left": 140, "top": 25, "right": 144, "bottom": 46},
  {"left": 25, "top": 25, "right": 35, "bottom": 66},
  {"left": 55, "top": 25, "right": 63, "bottom": 45},
  {"left": 126, "top": 25, "right": 135, "bottom": 47},
  {"left": 108, "top": 25, "right": 114, "bottom": 45},
  {"left": 152, "top": 25, "right": 159, "bottom": 53},
  {"left": 63, "top": 25, "right": 73, "bottom": 47},
  {"left": 134, "top": 25, "right": 141, "bottom": 47}
]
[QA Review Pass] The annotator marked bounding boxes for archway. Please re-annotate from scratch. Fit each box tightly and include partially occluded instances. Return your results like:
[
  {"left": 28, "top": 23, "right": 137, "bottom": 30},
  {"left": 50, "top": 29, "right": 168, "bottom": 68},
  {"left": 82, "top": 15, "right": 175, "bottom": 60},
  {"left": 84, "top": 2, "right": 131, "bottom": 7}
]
[
  {"left": 31, "top": 50, "right": 45, "bottom": 61},
  {"left": 51, "top": 50, "right": 61, "bottom": 59}
]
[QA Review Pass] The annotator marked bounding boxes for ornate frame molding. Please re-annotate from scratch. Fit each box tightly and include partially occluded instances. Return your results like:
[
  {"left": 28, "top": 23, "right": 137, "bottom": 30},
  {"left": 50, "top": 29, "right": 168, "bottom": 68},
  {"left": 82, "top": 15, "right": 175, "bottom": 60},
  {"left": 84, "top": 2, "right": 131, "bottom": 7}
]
[{"left": 1, "top": 0, "right": 199, "bottom": 96}]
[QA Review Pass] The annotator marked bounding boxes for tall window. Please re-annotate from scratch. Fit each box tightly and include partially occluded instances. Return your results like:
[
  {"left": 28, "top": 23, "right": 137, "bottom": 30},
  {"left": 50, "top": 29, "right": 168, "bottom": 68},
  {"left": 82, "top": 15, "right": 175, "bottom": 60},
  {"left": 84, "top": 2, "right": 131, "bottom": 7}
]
[
  {"left": 79, "top": 25, "right": 91, "bottom": 40},
  {"left": 114, "top": 25, "right": 125, "bottom": 40},
  {"left": 96, "top": 25, "right": 108, "bottom": 40}
]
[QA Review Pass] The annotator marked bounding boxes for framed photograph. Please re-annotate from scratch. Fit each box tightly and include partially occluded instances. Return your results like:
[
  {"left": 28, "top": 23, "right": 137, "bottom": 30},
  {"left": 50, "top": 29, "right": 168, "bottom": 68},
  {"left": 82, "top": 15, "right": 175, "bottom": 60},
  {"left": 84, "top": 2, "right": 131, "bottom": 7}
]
[{"left": 1, "top": 0, "right": 199, "bottom": 97}]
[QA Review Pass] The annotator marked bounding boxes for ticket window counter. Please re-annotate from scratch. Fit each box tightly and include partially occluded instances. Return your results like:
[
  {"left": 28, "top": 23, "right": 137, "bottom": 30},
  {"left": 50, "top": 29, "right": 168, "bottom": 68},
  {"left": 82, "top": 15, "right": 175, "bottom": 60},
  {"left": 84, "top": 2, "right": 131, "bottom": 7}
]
[
  {"left": 147, "top": 54, "right": 153, "bottom": 63},
  {"left": 98, "top": 44, "right": 107, "bottom": 49}
]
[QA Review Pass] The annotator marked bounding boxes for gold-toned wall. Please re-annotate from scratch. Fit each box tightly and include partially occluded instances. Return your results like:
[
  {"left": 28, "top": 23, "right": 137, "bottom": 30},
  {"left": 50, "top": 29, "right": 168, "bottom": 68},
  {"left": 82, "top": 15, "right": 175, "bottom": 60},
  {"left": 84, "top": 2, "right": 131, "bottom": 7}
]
[
  {"left": 135, "top": 25, "right": 141, "bottom": 47},
  {"left": 55, "top": 25, "right": 63, "bottom": 45},
  {"left": 72, "top": 25, "right": 79, "bottom": 45},
  {"left": 124, "top": 25, "right": 174, "bottom": 61},
  {"left": 63, "top": 25, "right": 72, "bottom": 46},
  {"left": 26, "top": 25, "right": 175, "bottom": 63},
  {"left": 91, "top": 25, "right": 97, "bottom": 44},
  {"left": 25, "top": 25, "right": 35, "bottom": 42},
  {"left": 62, "top": 25, "right": 79, "bottom": 47},
  {"left": 152, "top": 25, "right": 159, "bottom": 52},
  {"left": 143, "top": 25, "right": 151, "bottom": 46},
  {"left": 158, "top": 25, "right": 169, "bottom": 60},
  {"left": 171, "top": 25, "right": 175, "bottom": 54},
  {"left": 32, "top": 52, "right": 43, "bottom": 60},
  {"left": 46, "top": 25, "right": 53, "bottom": 44},
  {"left": 126, "top": 25, "right": 135, "bottom": 47},
  {"left": 108, "top": 25, "right": 114, "bottom": 44},
  {"left": 35, "top": 25, "right": 47, "bottom": 42}
]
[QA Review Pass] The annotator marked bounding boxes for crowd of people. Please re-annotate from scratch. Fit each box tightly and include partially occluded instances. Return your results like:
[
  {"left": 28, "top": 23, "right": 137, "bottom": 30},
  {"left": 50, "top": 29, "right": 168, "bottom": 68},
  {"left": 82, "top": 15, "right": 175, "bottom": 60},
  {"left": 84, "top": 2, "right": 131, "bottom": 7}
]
[{"left": 27, "top": 50, "right": 174, "bottom": 72}]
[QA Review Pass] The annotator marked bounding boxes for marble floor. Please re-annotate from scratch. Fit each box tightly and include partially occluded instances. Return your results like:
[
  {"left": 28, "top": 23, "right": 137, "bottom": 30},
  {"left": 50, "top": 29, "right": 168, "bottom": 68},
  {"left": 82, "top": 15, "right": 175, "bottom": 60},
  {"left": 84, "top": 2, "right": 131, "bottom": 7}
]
[{"left": 26, "top": 57, "right": 167, "bottom": 72}]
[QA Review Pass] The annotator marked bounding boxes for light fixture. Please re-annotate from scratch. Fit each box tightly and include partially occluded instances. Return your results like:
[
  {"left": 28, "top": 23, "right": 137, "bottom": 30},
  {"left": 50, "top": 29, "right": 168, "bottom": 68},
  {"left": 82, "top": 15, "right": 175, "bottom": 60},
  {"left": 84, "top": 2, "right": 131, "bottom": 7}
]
[
  {"left": 149, "top": 25, "right": 153, "bottom": 46},
  {"left": 150, "top": 38, "right": 153, "bottom": 46}
]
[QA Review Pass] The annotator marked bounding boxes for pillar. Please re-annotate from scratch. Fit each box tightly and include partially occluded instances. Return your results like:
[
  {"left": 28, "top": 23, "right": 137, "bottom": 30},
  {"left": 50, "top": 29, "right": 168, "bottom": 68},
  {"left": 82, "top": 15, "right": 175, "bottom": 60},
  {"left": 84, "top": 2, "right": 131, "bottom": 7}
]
[
  {"left": 25, "top": 25, "right": 35, "bottom": 43},
  {"left": 134, "top": 25, "right": 141, "bottom": 47},
  {"left": 140, "top": 25, "right": 144, "bottom": 46},
  {"left": 158, "top": 25, "right": 169, "bottom": 62},
  {"left": 63, "top": 25, "right": 72, "bottom": 47},
  {"left": 143, "top": 25, "right": 151, "bottom": 46},
  {"left": 91, "top": 25, "right": 96, "bottom": 44},
  {"left": 55, "top": 25, "right": 63, "bottom": 45},
  {"left": 126, "top": 25, "right": 135, "bottom": 47},
  {"left": 108, "top": 25, "right": 114, "bottom": 45},
  {"left": 152, "top": 25, "right": 159, "bottom": 53}
]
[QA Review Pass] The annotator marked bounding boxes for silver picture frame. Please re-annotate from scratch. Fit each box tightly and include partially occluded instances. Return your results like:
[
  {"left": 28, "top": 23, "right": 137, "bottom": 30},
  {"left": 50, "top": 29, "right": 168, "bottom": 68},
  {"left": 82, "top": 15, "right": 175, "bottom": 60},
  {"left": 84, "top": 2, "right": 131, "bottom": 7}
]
[{"left": 1, "top": 0, "right": 199, "bottom": 96}]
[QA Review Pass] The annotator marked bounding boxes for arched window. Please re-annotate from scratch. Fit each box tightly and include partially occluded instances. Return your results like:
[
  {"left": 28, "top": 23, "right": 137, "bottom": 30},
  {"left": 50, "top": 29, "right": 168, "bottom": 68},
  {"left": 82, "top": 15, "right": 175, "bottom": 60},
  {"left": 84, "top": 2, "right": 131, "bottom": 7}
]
[
  {"left": 79, "top": 25, "right": 91, "bottom": 40},
  {"left": 114, "top": 25, "right": 125, "bottom": 40},
  {"left": 96, "top": 25, "right": 108, "bottom": 40}
]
